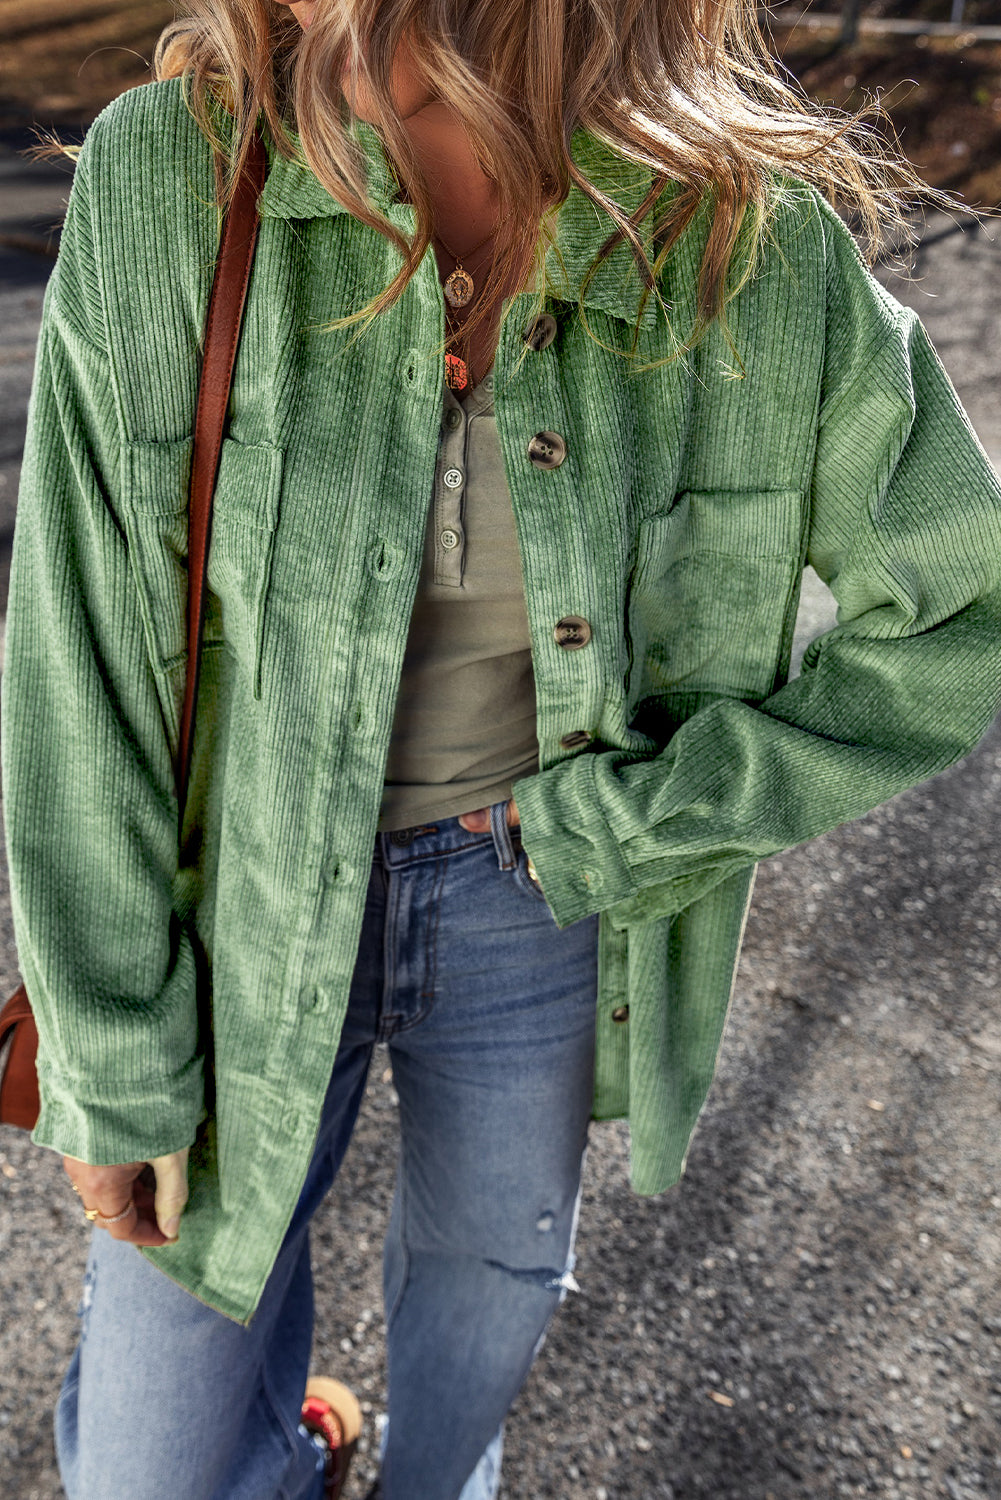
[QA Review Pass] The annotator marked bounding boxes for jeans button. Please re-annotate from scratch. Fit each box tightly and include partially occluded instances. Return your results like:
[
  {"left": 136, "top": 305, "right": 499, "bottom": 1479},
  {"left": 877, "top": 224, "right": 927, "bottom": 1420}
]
[{"left": 390, "top": 829, "right": 413, "bottom": 847}]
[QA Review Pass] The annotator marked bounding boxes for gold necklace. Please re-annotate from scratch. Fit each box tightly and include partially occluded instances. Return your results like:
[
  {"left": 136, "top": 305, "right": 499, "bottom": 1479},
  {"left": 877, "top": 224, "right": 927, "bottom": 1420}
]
[
  {"left": 433, "top": 209, "right": 514, "bottom": 308},
  {"left": 434, "top": 211, "right": 514, "bottom": 392}
]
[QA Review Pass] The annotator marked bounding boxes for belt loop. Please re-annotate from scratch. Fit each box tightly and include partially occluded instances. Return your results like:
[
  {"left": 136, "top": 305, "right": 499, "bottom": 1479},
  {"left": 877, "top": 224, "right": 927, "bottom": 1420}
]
[{"left": 489, "top": 799, "right": 516, "bottom": 871}]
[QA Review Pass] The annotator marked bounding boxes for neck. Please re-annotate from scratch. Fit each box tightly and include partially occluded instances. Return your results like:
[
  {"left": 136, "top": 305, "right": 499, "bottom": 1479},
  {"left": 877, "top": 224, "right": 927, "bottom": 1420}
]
[{"left": 394, "top": 101, "right": 501, "bottom": 250}]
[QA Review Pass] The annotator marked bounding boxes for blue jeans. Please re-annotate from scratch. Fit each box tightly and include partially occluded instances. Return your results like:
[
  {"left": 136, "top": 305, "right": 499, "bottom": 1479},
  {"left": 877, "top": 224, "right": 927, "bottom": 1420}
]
[{"left": 55, "top": 802, "right": 600, "bottom": 1500}]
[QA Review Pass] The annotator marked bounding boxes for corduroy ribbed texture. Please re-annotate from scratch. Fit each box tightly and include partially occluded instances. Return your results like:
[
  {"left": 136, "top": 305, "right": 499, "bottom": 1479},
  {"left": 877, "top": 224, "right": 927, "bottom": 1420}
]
[{"left": 3, "top": 79, "right": 1000, "bottom": 1323}]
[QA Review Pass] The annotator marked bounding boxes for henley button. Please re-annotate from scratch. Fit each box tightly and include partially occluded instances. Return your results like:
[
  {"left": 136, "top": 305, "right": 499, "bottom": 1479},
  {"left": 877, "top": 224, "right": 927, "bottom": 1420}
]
[
  {"left": 553, "top": 615, "right": 591, "bottom": 649},
  {"left": 527, "top": 431, "right": 567, "bottom": 470},
  {"left": 443, "top": 466, "right": 464, "bottom": 489},
  {"left": 445, "top": 408, "right": 462, "bottom": 430},
  {"left": 522, "top": 312, "right": 558, "bottom": 352},
  {"left": 560, "top": 729, "right": 593, "bottom": 750},
  {"left": 440, "top": 528, "right": 460, "bottom": 550},
  {"left": 611, "top": 1005, "right": 630, "bottom": 1024}
]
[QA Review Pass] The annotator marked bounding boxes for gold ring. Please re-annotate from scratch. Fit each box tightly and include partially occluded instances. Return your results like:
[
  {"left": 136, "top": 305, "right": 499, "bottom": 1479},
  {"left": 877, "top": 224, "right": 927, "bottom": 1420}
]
[{"left": 94, "top": 1203, "right": 134, "bottom": 1226}]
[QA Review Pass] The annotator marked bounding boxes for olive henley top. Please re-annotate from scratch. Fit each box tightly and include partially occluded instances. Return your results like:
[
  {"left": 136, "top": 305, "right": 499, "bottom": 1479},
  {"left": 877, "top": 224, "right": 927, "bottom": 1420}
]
[{"left": 378, "top": 367, "right": 540, "bottom": 830}]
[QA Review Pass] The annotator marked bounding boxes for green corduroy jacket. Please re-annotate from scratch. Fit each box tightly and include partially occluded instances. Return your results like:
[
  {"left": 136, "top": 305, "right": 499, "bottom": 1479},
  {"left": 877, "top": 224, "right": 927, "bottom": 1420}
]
[{"left": 4, "top": 77, "right": 1001, "bottom": 1324}]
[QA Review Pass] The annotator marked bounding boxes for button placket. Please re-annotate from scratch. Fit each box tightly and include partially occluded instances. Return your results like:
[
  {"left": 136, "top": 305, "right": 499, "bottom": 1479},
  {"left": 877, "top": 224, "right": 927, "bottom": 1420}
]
[{"left": 434, "top": 388, "right": 467, "bottom": 586}]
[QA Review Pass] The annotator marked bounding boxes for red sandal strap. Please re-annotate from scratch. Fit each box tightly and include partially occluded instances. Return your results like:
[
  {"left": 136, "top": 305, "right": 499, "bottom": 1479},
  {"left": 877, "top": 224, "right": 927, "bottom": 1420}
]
[{"left": 301, "top": 1394, "right": 345, "bottom": 1453}]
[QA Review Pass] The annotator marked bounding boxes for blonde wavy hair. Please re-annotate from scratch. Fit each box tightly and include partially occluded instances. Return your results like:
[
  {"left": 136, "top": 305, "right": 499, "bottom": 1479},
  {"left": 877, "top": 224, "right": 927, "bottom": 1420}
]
[{"left": 154, "top": 0, "right": 951, "bottom": 365}]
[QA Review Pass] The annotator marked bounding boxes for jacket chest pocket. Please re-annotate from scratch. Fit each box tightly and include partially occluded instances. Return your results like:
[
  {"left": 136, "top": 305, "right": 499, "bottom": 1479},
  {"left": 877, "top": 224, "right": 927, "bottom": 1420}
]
[
  {"left": 626, "top": 488, "right": 805, "bottom": 706},
  {"left": 121, "top": 438, "right": 284, "bottom": 735}
]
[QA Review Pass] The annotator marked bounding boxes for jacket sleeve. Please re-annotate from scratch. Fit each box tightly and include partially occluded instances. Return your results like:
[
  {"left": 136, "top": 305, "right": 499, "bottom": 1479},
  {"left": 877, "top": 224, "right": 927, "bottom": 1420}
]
[
  {"left": 513, "top": 203, "right": 1001, "bottom": 929},
  {"left": 1, "top": 130, "right": 205, "bottom": 1163}
]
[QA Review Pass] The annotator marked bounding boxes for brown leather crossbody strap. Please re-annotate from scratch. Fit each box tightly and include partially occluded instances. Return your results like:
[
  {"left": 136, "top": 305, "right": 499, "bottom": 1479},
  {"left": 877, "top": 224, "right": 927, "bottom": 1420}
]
[
  {"left": 0, "top": 130, "right": 270, "bottom": 1134},
  {"left": 177, "top": 130, "right": 269, "bottom": 821}
]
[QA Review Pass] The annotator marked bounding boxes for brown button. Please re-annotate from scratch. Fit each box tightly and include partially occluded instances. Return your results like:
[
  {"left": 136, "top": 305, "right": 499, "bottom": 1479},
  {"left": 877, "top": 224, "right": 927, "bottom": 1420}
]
[
  {"left": 522, "top": 313, "right": 558, "bottom": 352},
  {"left": 553, "top": 616, "right": 591, "bottom": 650},
  {"left": 560, "top": 730, "right": 593, "bottom": 750},
  {"left": 528, "top": 431, "right": 567, "bottom": 470},
  {"left": 611, "top": 1005, "right": 630, "bottom": 1024}
]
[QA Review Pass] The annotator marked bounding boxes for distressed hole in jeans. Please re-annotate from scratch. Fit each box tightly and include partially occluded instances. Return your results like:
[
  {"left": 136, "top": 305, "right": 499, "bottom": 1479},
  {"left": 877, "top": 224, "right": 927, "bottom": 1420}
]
[
  {"left": 535, "top": 1211, "right": 555, "bottom": 1234},
  {"left": 485, "top": 1258, "right": 581, "bottom": 1296},
  {"left": 78, "top": 1259, "right": 98, "bottom": 1344}
]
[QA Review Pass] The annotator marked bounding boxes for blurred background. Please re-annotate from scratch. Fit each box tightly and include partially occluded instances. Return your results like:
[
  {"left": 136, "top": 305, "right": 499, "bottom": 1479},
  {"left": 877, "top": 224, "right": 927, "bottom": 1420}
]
[{"left": 2, "top": 0, "right": 1001, "bottom": 201}]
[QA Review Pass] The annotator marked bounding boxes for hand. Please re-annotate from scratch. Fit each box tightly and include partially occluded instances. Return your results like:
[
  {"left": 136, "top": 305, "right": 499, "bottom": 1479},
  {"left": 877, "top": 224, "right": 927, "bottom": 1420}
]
[
  {"left": 458, "top": 797, "right": 520, "bottom": 833},
  {"left": 63, "top": 1147, "right": 190, "bottom": 1247}
]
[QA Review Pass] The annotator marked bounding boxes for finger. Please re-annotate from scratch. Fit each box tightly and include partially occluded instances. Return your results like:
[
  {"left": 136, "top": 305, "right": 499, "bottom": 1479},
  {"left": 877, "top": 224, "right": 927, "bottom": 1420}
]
[
  {"left": 151, "top": 1148, "right": 190, "bottom": 1241},
  {"left": 98, "top": 1179, "right": 175, "bottom": 1247},
  {"left": 111, "top": 1203, "right": 174, "bottom": 1247},
  {"left": 127, "top": 1171, "right": 175, "bottom": 1246},
  {"left": 457, "top": 807, "right": 490, "bottom": 831},
  {"left": 63, "top": 1155, "right": 130, "bottom": 1194},
  {"left": 64, "top": 1159, "right": 173, "bottom": 1246},
  {"left": 94, "top": 1195, "right": 142, "bottom": 1242},
  {"left": 65, "top": 1158, "right": 143, "bottom": 1203}
]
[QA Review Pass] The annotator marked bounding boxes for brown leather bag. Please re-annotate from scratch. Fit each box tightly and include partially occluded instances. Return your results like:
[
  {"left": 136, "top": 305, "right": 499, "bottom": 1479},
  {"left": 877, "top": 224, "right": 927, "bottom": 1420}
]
[{"left": 0, "top": 131, "right": 269, "bottom": 1134}]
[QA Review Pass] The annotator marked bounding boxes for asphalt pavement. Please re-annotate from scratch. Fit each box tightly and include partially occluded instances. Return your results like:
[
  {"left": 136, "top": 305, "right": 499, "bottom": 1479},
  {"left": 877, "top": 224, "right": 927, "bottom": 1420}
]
[{"left": 1, "top": 138, "right": 999, "bottom": 1500}]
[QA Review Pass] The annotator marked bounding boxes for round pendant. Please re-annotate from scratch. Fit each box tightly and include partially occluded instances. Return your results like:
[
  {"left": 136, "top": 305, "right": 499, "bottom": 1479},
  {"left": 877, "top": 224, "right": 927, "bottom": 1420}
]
[{"left": 444, "top": 267, "right": 474, "bottom": 308}]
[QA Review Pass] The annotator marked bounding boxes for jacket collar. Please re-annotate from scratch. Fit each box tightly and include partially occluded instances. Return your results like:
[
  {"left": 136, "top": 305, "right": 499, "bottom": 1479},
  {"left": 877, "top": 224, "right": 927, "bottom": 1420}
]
[{"left": 257, "top": 120, "right": 661, "bottom": 329}]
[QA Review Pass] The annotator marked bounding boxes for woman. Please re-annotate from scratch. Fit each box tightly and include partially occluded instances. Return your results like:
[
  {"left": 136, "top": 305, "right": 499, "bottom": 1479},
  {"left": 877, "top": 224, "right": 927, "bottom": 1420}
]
[{"left": 4, "top": 0, "right": 1000, "bottom": 1495}]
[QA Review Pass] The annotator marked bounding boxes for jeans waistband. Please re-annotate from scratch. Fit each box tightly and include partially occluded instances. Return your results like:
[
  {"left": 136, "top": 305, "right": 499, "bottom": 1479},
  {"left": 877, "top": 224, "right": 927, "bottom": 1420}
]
[{"left": 377, "top": 800, "right": 519, "bottom": 873}]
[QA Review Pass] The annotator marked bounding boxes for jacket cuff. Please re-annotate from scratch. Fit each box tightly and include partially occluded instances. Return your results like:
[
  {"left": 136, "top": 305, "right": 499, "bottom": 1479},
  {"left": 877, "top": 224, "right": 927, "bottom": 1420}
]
[
  {"left": 512, "top": 756, "right": 635, "bottom": 928},
  {"left": 30, "top": 1052, "right": 205, "bottom": 1165}
]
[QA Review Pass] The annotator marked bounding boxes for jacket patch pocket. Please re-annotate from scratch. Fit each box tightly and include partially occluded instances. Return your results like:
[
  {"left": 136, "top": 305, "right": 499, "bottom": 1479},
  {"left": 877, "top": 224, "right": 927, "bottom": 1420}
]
[
  {"left": 205, "top": 439, "right": 284, "bottom": 701},
  {"left": 121, "top": 439, "right": 197, "bottom": 668},
  {"left": 121, "top": 439, "right": 208, "bottom": 744},
  {"left": 627, "top": 489, "right": 804, "bottom": 704},
  {"left": 121, "top": 439, "right": 283, "bottom": 731}
]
